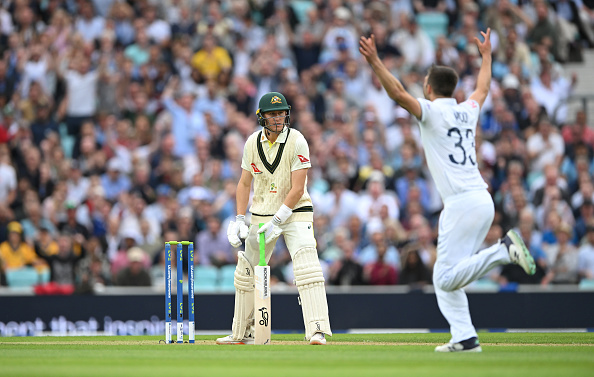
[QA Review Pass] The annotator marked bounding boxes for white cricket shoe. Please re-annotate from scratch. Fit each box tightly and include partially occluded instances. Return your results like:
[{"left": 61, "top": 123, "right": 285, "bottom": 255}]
[
  {"left": 503, "top": 230, "right": 536, "bottom": 275},
  {"left": 435, "top": 337, "right": 482, "bottom": 353},
  {"left": 215, "top": 335, "right": 254, "bottom": 345},
  {"left": 310, "top": 332, "right": 326, "bottom": 345}
]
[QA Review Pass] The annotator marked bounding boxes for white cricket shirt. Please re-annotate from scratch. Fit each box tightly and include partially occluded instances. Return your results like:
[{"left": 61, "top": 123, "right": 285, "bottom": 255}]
[{"left": 416, "top": 97, "right": 488, "bottom": 201}]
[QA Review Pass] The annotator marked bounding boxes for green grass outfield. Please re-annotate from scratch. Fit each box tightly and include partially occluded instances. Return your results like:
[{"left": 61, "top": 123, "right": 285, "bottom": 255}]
[{"left": 1, "top": 333, "right": 593, "bottom": 377}]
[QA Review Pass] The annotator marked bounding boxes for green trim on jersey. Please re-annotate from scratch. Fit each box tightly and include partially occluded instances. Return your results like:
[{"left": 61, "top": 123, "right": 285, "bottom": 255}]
[{"left": 256, "top": 129, "right": 291, "bottom": 174}]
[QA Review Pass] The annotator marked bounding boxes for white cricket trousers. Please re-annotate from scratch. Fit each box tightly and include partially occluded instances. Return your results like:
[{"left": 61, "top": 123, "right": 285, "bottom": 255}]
[
  {"left": 244, "top": 221, "right": 316, "bottom": 266},
  {"left": 433, "top": 189, "right": 510, "bottom": 343}
]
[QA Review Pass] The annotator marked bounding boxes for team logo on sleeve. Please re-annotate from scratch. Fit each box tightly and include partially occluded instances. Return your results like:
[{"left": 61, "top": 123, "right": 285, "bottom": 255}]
[
  {"left": 270, "top": 183, "right": 277, "bottom": 193},
  {"left": 251, "top": 163, "right": 263, "bottom": 174},
  {"left": 271, "top": 96, "right": 282, "bottom": 104},
  {"left": 297, "top": 155, "right": 310, "bottom": 163}
]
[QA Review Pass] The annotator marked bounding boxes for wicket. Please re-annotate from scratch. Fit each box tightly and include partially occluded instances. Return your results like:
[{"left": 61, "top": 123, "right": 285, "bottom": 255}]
[{"left": 165, "top": 241, "right": 194, "bottom": 344}]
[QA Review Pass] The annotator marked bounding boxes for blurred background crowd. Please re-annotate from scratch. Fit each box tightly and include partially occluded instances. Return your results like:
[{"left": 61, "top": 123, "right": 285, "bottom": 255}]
[{"left": 1, "top": 0, "right": 594, "bottom": 293}]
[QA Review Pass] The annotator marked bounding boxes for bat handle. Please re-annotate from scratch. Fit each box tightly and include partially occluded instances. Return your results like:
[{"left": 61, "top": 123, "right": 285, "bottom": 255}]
[{"left": 258, "top": 223, "right": 265, "bottom": 266}]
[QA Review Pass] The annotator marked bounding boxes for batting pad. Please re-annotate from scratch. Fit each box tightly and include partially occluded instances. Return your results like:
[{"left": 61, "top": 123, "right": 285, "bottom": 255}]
[
  {"left": 293, "top": 247, "right": 332, "bottom": 340},
  {"left": 232, "top": 251, "right": 255, "bottom": 340}
]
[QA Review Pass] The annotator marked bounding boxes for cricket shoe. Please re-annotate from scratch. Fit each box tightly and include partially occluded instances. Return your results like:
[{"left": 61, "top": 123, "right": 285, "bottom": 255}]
[
  {"left": 503, "top": 229, "right": 536, "bottom": 275},
  {"left": 435, "top": 337, "right": 482, "bottom": 352},
  {"left": 215, "top": 335, "right": 254, "bottom": 345},
  {"left": 310, "top": 332, "right": 326, "bottom": 345}
]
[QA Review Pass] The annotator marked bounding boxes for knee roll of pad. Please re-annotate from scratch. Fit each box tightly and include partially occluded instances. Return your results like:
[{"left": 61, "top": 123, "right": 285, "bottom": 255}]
[
  {"left": 234, "top": 252, "right": 255, "bottom": 292},
  {"left": 232, "top": 251, "right": 255, "bottom": 340},
  {"left": 293, "top": 247, "right": 332, "bottom": 340}
]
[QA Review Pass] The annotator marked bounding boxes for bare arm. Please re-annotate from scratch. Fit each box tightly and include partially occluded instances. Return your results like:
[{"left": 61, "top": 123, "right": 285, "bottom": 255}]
[
  {"left": 236, "top": 169, "right": 253, "bottom": 216},
  {"left": 359, "top": 34, "right": 421, "bottom": 119},
  {"left": 469, "top": 29, "right": 492, "bottom": 108},
  {"left": 284, "top": 168, "right": 308, "bottom": 209}
]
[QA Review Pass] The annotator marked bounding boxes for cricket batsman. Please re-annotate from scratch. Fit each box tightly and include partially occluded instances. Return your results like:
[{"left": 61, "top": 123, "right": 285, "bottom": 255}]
[{"left": 216, "top": 92, "right": 331, "bottom": 345}]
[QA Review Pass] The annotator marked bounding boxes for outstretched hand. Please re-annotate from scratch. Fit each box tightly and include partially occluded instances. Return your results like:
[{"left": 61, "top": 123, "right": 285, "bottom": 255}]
[
  {"left": 473, "top": 28, "right": 492, "bottom": 57},
  {"left": 359, "top": 34, "right": 379, "bottom": 63}
]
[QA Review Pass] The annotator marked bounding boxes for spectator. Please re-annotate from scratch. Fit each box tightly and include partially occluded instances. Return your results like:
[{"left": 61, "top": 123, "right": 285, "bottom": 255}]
[
  {"left": 195, "top": 216, "right": 233, "bottom": 267},
  {"left": 329, "top": 239, "right": 365, "bottom": 286},
  {"left": 358, "top": 219, "right": 401, "bottom": 270},
  {"left": 191, "top": 34, "right": 232, "bottom": 85},
  {"left": 357, "top": 171, "right": 400, "bottom": 222},
  {"left": 526, "top": 1, "right": 563, "bottom": 61},
  {"left": 116, "top": 247, "right": 152, "bottom": 286},
  {"left": 37, "top": 232, "right": 86, "bottom": 286},
  {"left": 529, "top": 66, "right": 576, "bottom": 125},
  {"left": 561, "top": 110, "right": 594, "bottom": 148},
  {"left": 59, "top": 53, "right": 104, "bottom": 138},
  {"left": 542, "top": 222, "right": 580, "bottom": 284},
  {"left": 0, "top": 0, "right": 590, "bottom": 290},
  {"left": 160, "top": 77, "right": 208, "bottom": 158},
  {"left": 398, "top": 244, "right": 432, "bottom": 287},
  {"left": 143, "top": 5, "right": 171, "bottom": 46},
  {"left": 363, "top": 240, "right": 398, "bottom": 285},
  {"left": 391, "top": 15, "right": 435, "bottom": 72},
  {"left": 578, "top": 223, "right": 594, "bottom": 280},
  {"left": 0, "top": 221, "right": 41, "bottom": 271},
  {"left": 526, "top": 119, "right": 565, "bottom": 175},
  {"left": 0, "top": 144, "right": 17, "bottom": 207},
  {"left": 75, "top": 0, "right": 105, "bottom": 44},
  {"left": 101, "top": 158, "right": 132, "bottom": 201}
]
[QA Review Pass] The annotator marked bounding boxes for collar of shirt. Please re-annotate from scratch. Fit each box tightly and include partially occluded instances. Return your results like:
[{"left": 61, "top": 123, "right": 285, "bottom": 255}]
[
  {"left": 433, "top": 97, "right": 457, "bottom": 104},
  {"left": 260, "top": 128, "right": 289, "bottom": 146}
]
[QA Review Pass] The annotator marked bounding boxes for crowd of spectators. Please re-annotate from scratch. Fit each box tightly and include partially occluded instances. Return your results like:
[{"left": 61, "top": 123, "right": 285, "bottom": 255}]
[{"left": 1, "top": 0, "right": 594, "bottom": 292}]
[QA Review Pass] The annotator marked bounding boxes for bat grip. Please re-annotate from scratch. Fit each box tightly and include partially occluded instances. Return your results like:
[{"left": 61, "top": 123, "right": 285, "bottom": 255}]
[{"left": 258, "top": 223, "right": 266, "bottom": 266}]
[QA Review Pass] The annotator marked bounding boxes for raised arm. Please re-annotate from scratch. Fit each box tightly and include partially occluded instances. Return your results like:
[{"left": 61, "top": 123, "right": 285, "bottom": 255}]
[
  {"left": 469, "top": 29, "right": 492, "bottom": 108},
  {"left": 359, "top": 34, "right": 421, "bottom": 119}
]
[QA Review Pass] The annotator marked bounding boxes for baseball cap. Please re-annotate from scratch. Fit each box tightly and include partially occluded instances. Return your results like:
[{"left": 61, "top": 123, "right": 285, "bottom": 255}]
[
  {"left": 334, "top": 7, "right": 351, "bottom": 21},
  {"left": 394, "top": 106, "right": 410, "bottom": 121},
  {"left": 127, "top": 247, "right": 145, "bottom": 263},
  {"left": 189, "top": 186, "right": 211, "bottom": 201},
  {"left": 368, "top": 170, "right": 385, "bottom": 184},
  {"left": 502, "top": 74, "right": 520, "bottom": 90},
  {"left": 107, "top": 158, "right": 122, "bottom": 172},
  {"left": 556, "top": 222, "right": 572, "bottom": 235},
  {"left": 121, "top": 229, "right": 141, "bottom": 243},
  {"left": 8, "top": 221, "right": 22, "bottom": 233},
  {"left": 64, "top": 200, "right": 77, "bottom": 210}
]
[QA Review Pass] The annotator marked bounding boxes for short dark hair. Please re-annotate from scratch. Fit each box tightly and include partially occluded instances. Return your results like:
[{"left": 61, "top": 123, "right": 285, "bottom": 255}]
[{"left": 427, "top": 65, "right": 459, "bottom": 97}]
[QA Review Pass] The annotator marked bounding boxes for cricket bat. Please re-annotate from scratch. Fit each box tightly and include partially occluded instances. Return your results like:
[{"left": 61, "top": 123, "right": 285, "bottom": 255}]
[{"left": 254, "top": 223, "right": 271, "bottom": 345}]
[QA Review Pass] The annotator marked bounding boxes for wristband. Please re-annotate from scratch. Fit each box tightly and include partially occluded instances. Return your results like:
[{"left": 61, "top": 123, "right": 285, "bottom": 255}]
[
  {"left": 273, "top": 204, "right": 293, "bottom": 225},
  {"left": 236, "top": 214, "right": 246, "bottom": 223}
]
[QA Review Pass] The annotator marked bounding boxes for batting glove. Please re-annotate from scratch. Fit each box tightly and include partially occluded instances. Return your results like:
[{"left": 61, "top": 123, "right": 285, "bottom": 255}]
[
  {"left": 257, "top": 204, "right": 292, "bottom": 244},
  {"left": 227, "top": 215, "right": 249, "bottom": 248},
  {"left": 257, "top": 220, "right": 283, "bottom": 244}
]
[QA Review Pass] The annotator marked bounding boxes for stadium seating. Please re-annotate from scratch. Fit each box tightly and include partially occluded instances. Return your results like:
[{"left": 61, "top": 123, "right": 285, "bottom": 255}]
[
  {"left": 579, "top": 279, "right": 594, "bottom": 290},
  {"left": 290, "top": 0, "right": 315, "bottom": 24},
  {"left": 218, "top": 265, "right": 236, "bottom": 290},
  {"left": 59, "top": 123, "right": 76, "bottom": 159},
  {"left": 5, "top": 267, "right": 40, "bottom": 288},
  {"left": 416, "top": 12, "right": 448, "bottom": 47},
  {"left": 194, "top": 265, "right": 218, "bottom": 291}
]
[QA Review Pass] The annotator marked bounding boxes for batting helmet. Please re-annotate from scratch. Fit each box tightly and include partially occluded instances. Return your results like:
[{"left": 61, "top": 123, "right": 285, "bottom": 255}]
[{"left": 256, "top": 92, "right": 291, "bottom": 133}]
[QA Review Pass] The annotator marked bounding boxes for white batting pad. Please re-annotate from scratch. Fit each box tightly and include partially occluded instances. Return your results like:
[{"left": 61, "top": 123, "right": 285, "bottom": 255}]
[
  {"left": 293, "top": 247, "right": 332, "bottom": 340},
  {"left": 232, "top": 251, "right": 255, "bottom": 340}
]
